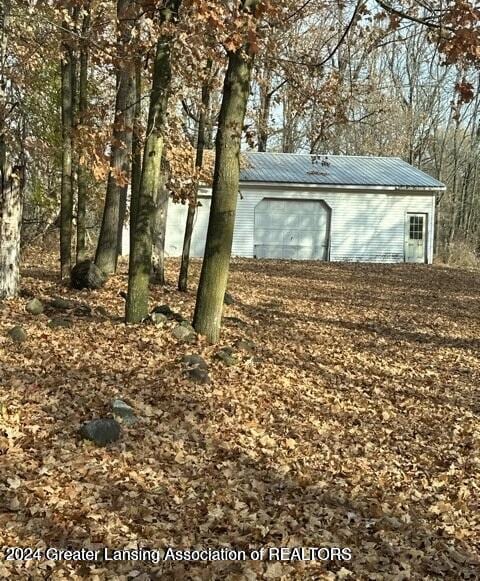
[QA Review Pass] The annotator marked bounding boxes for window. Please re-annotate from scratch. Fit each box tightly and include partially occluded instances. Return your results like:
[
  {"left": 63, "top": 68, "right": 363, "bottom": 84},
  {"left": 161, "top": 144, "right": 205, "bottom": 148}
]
[{"left": 409, "top": 216, "right": 424, "bottom": 240}]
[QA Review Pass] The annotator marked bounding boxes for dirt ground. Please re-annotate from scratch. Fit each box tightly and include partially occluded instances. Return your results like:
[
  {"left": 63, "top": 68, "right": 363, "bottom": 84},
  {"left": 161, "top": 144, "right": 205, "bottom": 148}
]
[{"left": 0, "top": 251, "right": 479, "bottom": 580}]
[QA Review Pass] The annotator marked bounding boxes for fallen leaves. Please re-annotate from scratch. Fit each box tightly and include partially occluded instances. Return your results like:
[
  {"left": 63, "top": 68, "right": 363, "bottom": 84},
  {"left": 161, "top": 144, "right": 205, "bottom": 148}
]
[{"left": 0, "top": 251, "right": 479, "bottom": 579}]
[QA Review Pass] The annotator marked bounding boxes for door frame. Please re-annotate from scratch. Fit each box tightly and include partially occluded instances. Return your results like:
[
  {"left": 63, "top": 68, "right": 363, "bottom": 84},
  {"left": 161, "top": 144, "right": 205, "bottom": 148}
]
[{"left": 405, "top": 212, "right": 428, "bottom": 264}]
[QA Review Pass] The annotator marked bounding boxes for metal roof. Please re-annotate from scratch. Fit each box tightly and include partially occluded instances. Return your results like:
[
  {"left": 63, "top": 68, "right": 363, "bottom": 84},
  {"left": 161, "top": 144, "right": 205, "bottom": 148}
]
[{"left": 240, "top": 152, "right": 445, "bottom": 190}]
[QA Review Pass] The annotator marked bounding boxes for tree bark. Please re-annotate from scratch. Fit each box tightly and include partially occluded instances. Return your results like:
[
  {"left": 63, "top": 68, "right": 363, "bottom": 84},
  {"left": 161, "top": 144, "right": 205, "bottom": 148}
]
[
  {"left": 129, "top": 59, "right": 142, "bottom": 238},
  {"left": 178, "top": 61, "right": 212, "bottom": 292},
  {"left": 60, "top": 15, "right": 74, "bottom": 280},
  {"left": 257, "top": 68, "right": 272, "bottom": 152},
  {"left": 0, "top": 145, "right": 24, "bottom": 299},
  {"left": 76, "top": 5, "right": 90, "bottom": 262},
  {"left": 0, "top": 1, "right": 23, "bottom": 299},
  {"left": 126, "top": 0, "right": 181, "bottom": 323},
  {"left": 151, "top": 171, "right": 168, "bottom": 285},
  {"left": 95, "top": 0, "right": 135, "bottom": 274},
  {"left": 193, "top": 3, "right": 258, "bottom": 342}
]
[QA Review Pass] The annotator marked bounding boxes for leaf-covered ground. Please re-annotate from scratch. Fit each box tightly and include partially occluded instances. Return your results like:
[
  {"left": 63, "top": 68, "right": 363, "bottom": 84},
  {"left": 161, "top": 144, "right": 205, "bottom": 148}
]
[{"left": 1, "top": 250, "right": 479, "bottom": 580}]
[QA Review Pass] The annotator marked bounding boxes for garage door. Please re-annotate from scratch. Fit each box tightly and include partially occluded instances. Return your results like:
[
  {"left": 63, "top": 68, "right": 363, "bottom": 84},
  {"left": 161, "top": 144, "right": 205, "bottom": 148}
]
[
  {"left": 254, "top": 199, "right": 329, "bottom": 260},
  {"left": 165, "top": 197, "right": 211, "bottom": 257}
]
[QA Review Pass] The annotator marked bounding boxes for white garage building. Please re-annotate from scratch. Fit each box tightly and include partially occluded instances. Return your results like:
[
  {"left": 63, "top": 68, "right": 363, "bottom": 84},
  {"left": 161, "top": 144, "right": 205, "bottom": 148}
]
[{"left": 164, "top": 152, "right": 445, "bottom": 264}]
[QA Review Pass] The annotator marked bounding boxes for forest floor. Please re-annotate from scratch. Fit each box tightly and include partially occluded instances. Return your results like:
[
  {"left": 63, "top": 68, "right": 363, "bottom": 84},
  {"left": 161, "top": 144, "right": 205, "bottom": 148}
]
[{"left": 0, "top": 248, "right": 479, "bottom": 580}]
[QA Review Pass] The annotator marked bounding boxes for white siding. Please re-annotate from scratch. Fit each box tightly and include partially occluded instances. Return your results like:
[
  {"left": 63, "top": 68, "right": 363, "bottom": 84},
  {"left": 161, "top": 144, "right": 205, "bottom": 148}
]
[
  {"left": 164, "top": 194, "right": 211, "bottom": 258},
  {"left": 164, "top": 185, "right": 436, "bottom": 264}
]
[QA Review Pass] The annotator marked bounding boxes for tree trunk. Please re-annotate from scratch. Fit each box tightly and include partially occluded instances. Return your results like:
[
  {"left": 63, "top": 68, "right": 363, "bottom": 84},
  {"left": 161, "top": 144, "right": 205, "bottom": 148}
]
[
  {"left": 151, "top": 171, "right": 168, "bottom": 285},
  {"left": 193, "top": 5, "right": 258, "bottom": 342},
  {"left": 129, "top": 59, "right": 142, "bottom": 237},
  {"left": 126, "top": 0, "right": 181, "bottom": 323},
  {"left": 76, "top": 5, "right": 90, "bottom": 262},
  {"left": 0, "top": 143, "right": 24, "bottom": 299},
  {"left": 95, "top": 0, "right": 135, "bottom": 275},
  {"left": 60, "top": 17, "right": 74, "bottom": 280},
  {"left": 178, "top": 61, "right": 212, "bottom": 292},
  {"left": 0, "top": 1, "right": 23, "bottom": 299},
  {"left": 257, "top": 68, "right": 272, "bottom": 152}
]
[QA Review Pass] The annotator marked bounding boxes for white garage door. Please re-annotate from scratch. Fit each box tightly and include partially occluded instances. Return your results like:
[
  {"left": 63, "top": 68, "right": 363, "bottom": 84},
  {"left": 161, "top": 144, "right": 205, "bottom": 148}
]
[
  {"left": 254, "top": 198, "right": 329, "bottom": 260},
  {"left": 165, "top": 197, "right": 211, "bottom": 257}
]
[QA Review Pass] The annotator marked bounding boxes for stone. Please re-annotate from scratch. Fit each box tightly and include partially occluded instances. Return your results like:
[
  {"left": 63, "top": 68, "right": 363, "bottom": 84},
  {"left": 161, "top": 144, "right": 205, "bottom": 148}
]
[
  {"left": 172, "top": 324, "right": 196, "bottom": 343},
  {"left": 48, "top": 318, "right": 73, "bottom": 329},
  {"left": 112, "top": 399, "right": 137, "bottom": 426},
  {"left": 187, "top": 367, "right": 211, "bottom": 385},
  {"left": 235, "top": 339, "right": 256, "bottom": 355},
  {"left": 50, "top": 296, "right": 74, "bottom": 310},
  {"left": 223, "top": 292, "right": 235, "bottom": 305},
  {"left": 182, "top": 354, "right": 208, "bottom": 370},
  {"left": 79, "top": 418, "right": 121, "bottom": 446},
  {"left": 26, "top": 298, "right": 44, "bottom": 315},
  {"left": 152, "top": 304, "right": 184, "bottom": 322},
  {"left": 73, "top": 304, "right": 92, "bottom": 317},
  {"left": 150, "top": 312, "right": 168, "bottom": 327},
  {"left": 8, "top": 326, "right": 27, "bottom": 343},
  {"left": 71, "top": 260, "right": 107, "bottom": 290},
  {"left": 215, "top": 348, "right": 237, "bottom": 366}
]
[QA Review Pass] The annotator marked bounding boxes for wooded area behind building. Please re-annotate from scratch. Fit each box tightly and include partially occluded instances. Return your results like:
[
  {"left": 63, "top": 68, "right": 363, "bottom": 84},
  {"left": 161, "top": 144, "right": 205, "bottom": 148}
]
[{"left": 0, "top": 0, "right": 479, "bottom": 339}]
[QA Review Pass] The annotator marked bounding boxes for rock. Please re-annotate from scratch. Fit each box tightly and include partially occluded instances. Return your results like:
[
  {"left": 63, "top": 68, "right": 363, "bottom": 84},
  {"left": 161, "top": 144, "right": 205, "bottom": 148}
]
[
  {"left": 187, "top": 367, "right": 211, "bottom": 385},
  {"left": 79, "top": 418, "right": 121, "bottom": 446},
  {"left": 8, "top": 326, "right": 27, "bottom": 343},
  {"left": 235, "top": 339, "right": 256, "bottom": 355},
  {"left": 48, "top": 317, "right": 73, "bottom": 329},
  {"left": 71, "top": 260, "right": 107, "bottom": 290},
  {"left": 112, "top": 399, "right": 137, "bottom": 426},
  {"left": 182, "top": 353, "right": 208, "bottom": 370},
  {"left": 150, "top": 312, "right": 168, "bottom": 327},
  {"left": 223, "top": 292, "right": 235, "bottom": 305},
  {"left": 50, "top": 296, "right": 74, "bottom": 310},
  {"left": 172, "top": 324, "right": 196, "bottom": 343},
  {"left": 26, "top": 298, "right": 44, "bottom": 315},
  {"left": 215, "top": 347, "right": 237, "bottom": 366},
  {"left": 73, "top": 304, "right": 92, "bottom": 317},
  {"left": 152, "top": 304, "right": 184, "bottom": 322}
]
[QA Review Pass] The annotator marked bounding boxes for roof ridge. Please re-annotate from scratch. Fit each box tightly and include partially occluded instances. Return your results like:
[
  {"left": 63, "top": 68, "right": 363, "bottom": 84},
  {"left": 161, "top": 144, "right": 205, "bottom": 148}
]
[{"left": 242, "top": 151, "right": 402, "bottom": 160}]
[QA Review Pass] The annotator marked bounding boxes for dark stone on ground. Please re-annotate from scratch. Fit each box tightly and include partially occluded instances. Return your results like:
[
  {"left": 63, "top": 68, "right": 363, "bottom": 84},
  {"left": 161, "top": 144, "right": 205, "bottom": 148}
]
[
  {"left": 26, "top": 298, "right": 44, "bottom": 315},
  {"left": 172, "top": 324, "right": 196, "bottom": 343},
  {"left": 112, "top": 399, "right": 137, "bottom": 425},
  {"left": 150, "top": 312, "right": 168, "bottom": 327},
  {"left": 215, "top": 348, "right": 237, "bottom": 366},
  {"left": 71, "top": 260, "right": 107, "bottom": 290},
  {"left": 73, "top": 304, "right": 92, "bottom": 317},
  {"left": 79, "top": 418, "right": 121, "bottom": 446},
  {"left": 182, "top": 353, "right": 208, "bottom": 370},
  {"left": 224, "top": 292, "right": 235, "bottom": 305},
  {"left": 8, "top": 326, "right": 27, "bottom": 343},
  {"left": 187, "top": 367, "right": 211, "bottom": 385},
  {"left": 48, "top": 317, "right": 73, "bottom": 329},
  {"left": 50, "top": 296, "right": 75, "bottom": 310},
  {"left": 151, "top": 304, "right": 184, "bottom": 322}
]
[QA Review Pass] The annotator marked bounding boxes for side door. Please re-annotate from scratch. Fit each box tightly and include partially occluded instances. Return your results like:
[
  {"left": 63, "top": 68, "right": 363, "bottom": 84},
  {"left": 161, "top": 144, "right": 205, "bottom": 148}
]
[{"left": 405, "top": 213, "right": 427, "bottom": 263}]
